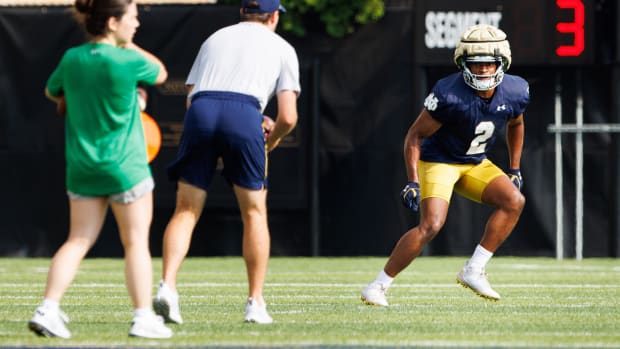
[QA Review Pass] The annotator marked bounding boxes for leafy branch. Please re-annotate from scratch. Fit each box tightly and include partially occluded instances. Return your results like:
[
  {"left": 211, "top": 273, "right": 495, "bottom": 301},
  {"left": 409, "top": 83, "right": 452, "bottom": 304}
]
[{"left": 220, "top": 0, "right": 385, "bottom": 38}]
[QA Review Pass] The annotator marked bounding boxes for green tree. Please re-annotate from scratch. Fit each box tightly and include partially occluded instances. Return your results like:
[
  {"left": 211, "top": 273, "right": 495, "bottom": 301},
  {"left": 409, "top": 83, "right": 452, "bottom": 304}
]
[{"left": 221, "top": 0, "right": 385, "bottom": 38}]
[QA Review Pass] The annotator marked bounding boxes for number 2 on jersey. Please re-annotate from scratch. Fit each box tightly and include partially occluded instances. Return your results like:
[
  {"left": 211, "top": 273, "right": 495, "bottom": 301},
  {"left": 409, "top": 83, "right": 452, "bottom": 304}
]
[{"left": 466, "top": 121, "right": 495, "bottom": 155}]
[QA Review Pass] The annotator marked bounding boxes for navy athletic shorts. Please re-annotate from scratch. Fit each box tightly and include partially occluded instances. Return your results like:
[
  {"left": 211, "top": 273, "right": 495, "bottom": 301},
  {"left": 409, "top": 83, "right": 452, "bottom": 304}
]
[{"left": 166, "top": 91, "right": 267, "bottom": 191}]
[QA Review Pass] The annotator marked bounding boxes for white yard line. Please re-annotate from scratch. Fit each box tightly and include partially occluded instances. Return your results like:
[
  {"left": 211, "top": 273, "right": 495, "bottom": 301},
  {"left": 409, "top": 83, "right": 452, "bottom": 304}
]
[{"left": 2, "top": 282, "right": 619, "bottom": 288}]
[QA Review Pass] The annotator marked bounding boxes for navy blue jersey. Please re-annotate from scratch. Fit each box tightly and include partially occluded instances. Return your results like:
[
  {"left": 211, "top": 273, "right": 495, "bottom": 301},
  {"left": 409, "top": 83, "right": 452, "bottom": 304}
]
[{"left": 420, "top": 72, "right": 529, "bottom": 164}]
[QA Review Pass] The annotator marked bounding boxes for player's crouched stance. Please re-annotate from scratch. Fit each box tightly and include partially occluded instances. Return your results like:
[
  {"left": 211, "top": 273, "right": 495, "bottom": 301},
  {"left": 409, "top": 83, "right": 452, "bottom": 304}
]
[{"left": 361, "top": 24, "right": 529, "bottom": 306}]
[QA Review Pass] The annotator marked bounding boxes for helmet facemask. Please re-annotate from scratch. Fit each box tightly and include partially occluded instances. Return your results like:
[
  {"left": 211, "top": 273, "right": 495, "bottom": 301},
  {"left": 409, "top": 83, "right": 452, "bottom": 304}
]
[{"left": 459, "top": 55, "right": 506, "bottom": 91}]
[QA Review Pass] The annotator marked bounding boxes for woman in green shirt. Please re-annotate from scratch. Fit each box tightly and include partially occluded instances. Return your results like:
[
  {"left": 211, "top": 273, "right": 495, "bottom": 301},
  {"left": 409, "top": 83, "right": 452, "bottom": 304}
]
[{"left": 28, "top": 0, "right": 171, "bottom": 339}]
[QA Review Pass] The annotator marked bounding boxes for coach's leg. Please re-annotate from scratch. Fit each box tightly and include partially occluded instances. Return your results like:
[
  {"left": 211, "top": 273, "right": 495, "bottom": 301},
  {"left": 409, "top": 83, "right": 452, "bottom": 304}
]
[
  {"left": 153, "top": 181, "right": 205, "bottom": 325},
  {"left": 160, "top": 181, "right": 206, "bottom": 290},
  {"left": 233, "top": 185, "right": 270, "bottom": 304}
]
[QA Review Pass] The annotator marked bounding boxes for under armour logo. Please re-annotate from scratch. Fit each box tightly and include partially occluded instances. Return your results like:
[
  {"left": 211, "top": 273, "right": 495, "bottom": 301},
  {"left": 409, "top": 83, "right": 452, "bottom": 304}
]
[{"left": 496, "top": 104, "right": 506, "bottom": 111}]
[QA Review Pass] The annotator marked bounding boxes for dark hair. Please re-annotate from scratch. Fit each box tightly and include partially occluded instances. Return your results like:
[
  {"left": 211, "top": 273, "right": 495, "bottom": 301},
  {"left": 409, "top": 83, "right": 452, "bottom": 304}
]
[
  {"left": 240, "top": 12, "right": 272, "bottom": 23},
  {"left": 73, "top": 0, "right": 133, "bottom": 36}
]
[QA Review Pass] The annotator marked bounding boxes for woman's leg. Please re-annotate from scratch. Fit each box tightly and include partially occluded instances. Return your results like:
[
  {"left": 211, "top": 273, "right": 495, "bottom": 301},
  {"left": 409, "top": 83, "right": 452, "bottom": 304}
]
[{"left": 44, "top": 198, "right": 108, "bottom": 302}]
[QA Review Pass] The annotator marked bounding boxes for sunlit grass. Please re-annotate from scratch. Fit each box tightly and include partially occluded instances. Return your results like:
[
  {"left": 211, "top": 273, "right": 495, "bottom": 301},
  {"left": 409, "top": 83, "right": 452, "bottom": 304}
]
[{"left": 0, "top": 257, "right": 618, "bottom": 348}]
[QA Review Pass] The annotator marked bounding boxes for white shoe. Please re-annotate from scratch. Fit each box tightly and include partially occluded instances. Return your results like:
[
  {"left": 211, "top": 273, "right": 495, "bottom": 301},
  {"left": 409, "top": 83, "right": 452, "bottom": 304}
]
[
  {"left": 456, "top": 264, "right": 501, "bottom": 301},
  {"left": 129, "top": 312, "right": 173, "bottom": 339},
  {"left": 244, "top": 298, "right": 273, "bottom": 324},
  {"left": 153, "top": 280, "right": 183, "bottom": 324},
  {"left": 28, "top": 306, "right": 71, "bottom": 339},
  {"left": 361, "top": 282, "right": 389, "bottom": 307}
]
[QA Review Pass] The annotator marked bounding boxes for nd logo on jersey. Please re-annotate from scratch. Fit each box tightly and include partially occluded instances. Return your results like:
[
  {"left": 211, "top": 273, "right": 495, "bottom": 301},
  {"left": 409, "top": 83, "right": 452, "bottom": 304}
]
[{"left": 424, "top": 93, "right": 439, "bottom": 111}]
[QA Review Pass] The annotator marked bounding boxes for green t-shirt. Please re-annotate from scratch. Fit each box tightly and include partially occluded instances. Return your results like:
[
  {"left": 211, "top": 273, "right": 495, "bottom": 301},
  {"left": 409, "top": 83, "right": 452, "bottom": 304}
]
[{"left": 47, "top": 42, "right": 160, "bottom": 196}]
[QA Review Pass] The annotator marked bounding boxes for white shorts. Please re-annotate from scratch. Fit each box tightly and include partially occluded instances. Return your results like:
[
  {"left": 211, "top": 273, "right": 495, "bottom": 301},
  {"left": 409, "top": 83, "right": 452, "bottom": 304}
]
[{"left": 67, "top": 177, "right": 154, "bottom": 204}]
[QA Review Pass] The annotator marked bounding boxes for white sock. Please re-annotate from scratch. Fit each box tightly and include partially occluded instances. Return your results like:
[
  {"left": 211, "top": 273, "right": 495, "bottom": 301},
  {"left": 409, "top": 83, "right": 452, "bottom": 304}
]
[
  {"left": 133, "top": 307, "right": 153, "bottom": 318},
  {"left": 41, "top": 298, "right": 60, "bottom": 312},
  {"left": 469, "top": 244, "right": 493, "bottom": 269},
  {"left": 375, "top": 270, "right": 394, "bottom": 287}
]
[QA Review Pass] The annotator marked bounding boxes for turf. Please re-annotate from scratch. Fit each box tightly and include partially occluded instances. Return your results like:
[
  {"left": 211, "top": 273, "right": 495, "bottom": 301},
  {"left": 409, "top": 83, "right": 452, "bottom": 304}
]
[{"left": 0, "top": 257, "right": 618, "bottom": 348}]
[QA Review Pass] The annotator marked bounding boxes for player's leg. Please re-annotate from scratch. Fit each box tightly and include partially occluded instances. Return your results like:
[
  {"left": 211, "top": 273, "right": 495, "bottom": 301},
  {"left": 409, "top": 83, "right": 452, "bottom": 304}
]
[
  {"left": 387, "top": 161, "right": 461, "bottom": 275},
  {"left": 29, "top": 196, "right": 107, "bottom": 338},
  {"left": 361, "top": 198, "right": 450, "bottom": 307},
  {"left": 455, "top": 159, "right": 525, "bottom": 253},
  {"left": 454, "top": 159, "right": 524, "bottom": 300},
  {"left": 479, "top": 175, "right": 525, "bottom": 251},
  {"left": 362, "top": 161, "right": 459, "bottom": 306},
  {"left": 111, "top": 181, "right": 172, "bottom": 338},
  {"left": 233, "top": 185, "right": 273, "bottom": 324},
  {"left": 384, "top": 197, "right": 450, "bottom": 276}
]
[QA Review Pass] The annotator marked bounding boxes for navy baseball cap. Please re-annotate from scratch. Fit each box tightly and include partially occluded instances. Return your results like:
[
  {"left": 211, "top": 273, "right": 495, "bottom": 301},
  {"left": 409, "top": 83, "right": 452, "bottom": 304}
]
[{"left": 241, "top": 0, "right": 286, "bottom": 13}]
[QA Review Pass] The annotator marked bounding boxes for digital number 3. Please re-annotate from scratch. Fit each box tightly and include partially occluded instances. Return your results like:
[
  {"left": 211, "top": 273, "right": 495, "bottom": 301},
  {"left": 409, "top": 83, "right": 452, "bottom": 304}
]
[{"left": 556, "top": 0, "right": 585, "bottom": 57}]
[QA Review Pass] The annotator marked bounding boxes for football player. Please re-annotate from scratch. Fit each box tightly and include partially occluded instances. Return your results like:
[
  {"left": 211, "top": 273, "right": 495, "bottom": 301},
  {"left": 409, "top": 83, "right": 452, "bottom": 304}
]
[{"left": 362, "top": 24, "right": 529, "bottom": 305}]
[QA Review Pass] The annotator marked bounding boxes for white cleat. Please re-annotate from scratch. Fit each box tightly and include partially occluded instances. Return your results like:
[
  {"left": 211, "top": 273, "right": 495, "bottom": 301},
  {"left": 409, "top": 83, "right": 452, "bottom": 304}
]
[
  {"left": 129, "top": 312, "right": 173, "bottom": 339},
  {"left": 28, "top": 306, "right": 71, "bottom": 339},
  {"left": 361, "top": 282, "right": 389, "bottom": 307},
  {"left": 244, "top": 298, "right": 273, "bottom": 324},
  {"left": 153, "top": 280, "right": 183, "bottom": 324},
  {"left": 456, "top": 264, "right": 501, "bottom": 301}
]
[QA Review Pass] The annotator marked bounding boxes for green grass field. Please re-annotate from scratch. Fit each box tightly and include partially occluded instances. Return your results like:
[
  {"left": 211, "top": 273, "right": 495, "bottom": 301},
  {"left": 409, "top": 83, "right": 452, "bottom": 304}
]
[{"left": 0, "top": 256, "right": 618, "bottom": 348}]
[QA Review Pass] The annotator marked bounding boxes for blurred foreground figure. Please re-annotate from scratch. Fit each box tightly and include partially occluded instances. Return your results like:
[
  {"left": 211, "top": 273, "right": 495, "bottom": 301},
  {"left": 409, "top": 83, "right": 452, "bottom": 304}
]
[{"left": 29, "top": 0, "right": 171, "bottom": 339}]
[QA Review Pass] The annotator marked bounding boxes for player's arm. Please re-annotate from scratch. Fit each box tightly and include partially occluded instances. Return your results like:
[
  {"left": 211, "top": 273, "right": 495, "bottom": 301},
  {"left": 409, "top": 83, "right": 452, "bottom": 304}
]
[
  {"left": 266, "top": 90, "right": 298, "bottom": 152},
  {"left": 506, "top": 114, "right": 524, "bottom": 169},
  {"left": 403, "top": 108, "right": 442, "bottom": 182}
]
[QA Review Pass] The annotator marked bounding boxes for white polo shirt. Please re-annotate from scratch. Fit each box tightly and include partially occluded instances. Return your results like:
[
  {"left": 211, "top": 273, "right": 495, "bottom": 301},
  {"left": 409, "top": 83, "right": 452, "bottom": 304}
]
[{"left": 186, "top": 21, "right": 301, "bottom": 112}]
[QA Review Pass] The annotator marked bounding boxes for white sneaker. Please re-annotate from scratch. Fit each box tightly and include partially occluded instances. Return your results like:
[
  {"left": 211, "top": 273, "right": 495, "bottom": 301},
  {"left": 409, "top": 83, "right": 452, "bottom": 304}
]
[
  {"left": 153, "top": 280, "right": 183, "bottom": 324},
  {"left": 456, "top": 264, "right": 501, "bottom": 301},
  {"left": 28, "top": 306, "right": 71, "bottom": 339},
  {"left": 244, "top": 298, "right": 273, "bottom": 324},
  {"left": 129, "top": 312, "right": 173, "bottom": 339},
  {"left": 361, "top": 282, "right": 389, "bottom": 307}
]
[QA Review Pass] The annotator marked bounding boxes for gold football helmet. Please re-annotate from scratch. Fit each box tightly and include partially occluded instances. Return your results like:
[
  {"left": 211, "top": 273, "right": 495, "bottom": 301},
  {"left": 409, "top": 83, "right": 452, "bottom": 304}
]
[{"left": 454, "top": 24, "right": 512, "bottom": 91}]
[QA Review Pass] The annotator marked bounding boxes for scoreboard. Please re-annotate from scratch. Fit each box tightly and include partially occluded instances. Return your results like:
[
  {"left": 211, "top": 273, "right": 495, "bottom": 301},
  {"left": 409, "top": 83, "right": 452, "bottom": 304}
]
[{"left": 415, "top": 0, "right": 594, "bottom": 66}]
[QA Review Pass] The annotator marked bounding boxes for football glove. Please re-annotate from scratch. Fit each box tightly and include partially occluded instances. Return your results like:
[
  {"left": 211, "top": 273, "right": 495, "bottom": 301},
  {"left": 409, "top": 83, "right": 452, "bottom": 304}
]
[
  {"left": 400, "top": 182, "right": 420, "bottom": 212},
  {"left": 506, "top": 169, "right": 523, "bottom": 191}
]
